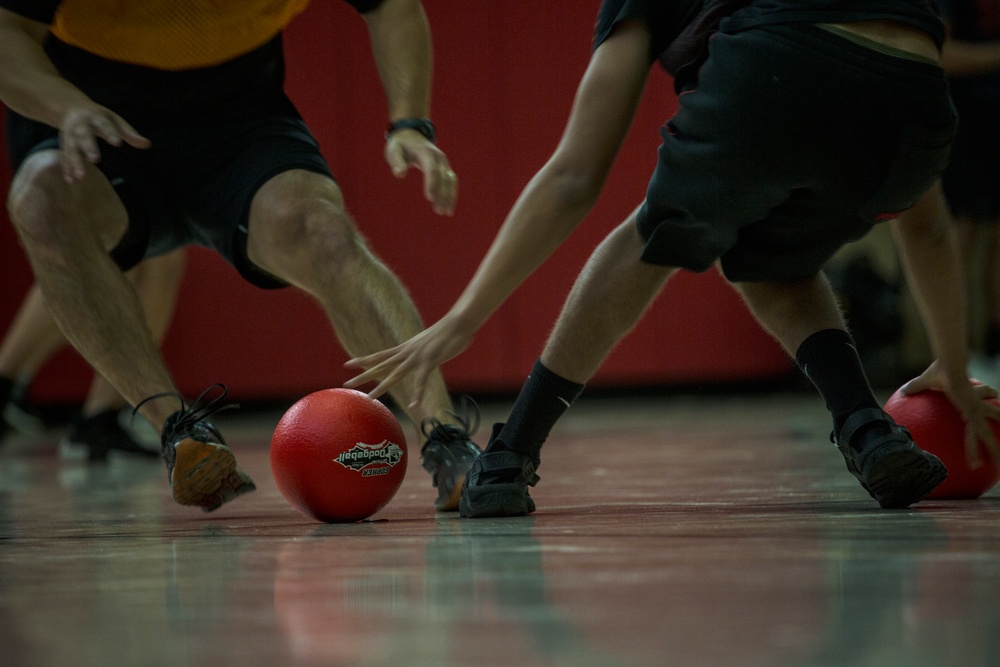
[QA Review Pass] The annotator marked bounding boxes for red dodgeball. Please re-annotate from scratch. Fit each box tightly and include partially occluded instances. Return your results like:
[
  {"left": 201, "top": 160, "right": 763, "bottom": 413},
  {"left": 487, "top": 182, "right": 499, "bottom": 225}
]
[
  {"left": 884, "top": 385, "right": 1000, "bottom": 500},
  {"left": 271, "top": 388, "right": 408, "bottom": 522}
]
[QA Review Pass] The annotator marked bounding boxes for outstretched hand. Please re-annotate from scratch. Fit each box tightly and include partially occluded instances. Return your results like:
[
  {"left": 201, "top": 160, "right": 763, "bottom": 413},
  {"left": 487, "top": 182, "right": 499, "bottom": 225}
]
[
  {"left": 344, "top": 314, "right": 474, "bottom": 410},
  {"left": 59, "top": 103, "right": 150, "bottom": 182},
  {"left": 900, "top": 361, "right": 1000, "bottom": 468},
  {"left": 384, "top": 130, "right": 457, "bottom": 216}
]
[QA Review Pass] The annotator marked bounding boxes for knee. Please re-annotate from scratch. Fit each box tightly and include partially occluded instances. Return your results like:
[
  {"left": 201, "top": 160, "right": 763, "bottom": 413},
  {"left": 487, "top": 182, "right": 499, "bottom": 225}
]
[
  {"left": 7, "top": 153, "right": 70, "bottom": 245},
  {"left": 7, "top": 153, "right": 125, "bottom": 252},
  {"left": 250, "top": 197, "right": 369, "bottom": 278}
]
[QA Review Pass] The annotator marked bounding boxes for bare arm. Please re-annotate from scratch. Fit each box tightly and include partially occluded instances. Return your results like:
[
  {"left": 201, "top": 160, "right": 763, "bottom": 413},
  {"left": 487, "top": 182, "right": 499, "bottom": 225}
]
[
  {"left": 362, "top": 0, "right": 456, "bottom": 214},
  {"left": 0, "top": 8, "right": 149, "bottom": 180},
  {"left": 345, "top": 21, "right": 653, "bottom": 406},
  {"left": 938, "top": 19, "right": 1000, "bottom": 77},
  {"left": 891, "top": 182, "right": 1000, "bottom": 464},
  {"left": 0, "top": 9, "right": 79, "bottom": 126},
  {"left": 941, "top": 39, "right": 1000, "bottom": 76}
]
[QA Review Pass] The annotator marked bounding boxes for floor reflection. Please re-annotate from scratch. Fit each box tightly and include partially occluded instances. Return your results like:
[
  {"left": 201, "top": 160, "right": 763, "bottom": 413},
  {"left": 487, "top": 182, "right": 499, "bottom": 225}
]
[{"left": 1, "top": 396, "right": 999, "bottom": 666}]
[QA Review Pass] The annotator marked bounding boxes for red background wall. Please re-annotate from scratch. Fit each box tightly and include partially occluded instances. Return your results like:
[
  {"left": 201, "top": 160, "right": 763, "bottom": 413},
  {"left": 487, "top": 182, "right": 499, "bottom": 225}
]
[{"left": 0, "top": 1, "right": 790, "bottom": 405}]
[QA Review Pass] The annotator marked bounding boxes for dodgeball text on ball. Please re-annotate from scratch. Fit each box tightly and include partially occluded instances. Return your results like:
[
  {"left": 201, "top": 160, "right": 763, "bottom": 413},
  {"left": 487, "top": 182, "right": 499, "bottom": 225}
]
[{"left": 333, "top": 440, "right": 404, "bottom": 471}]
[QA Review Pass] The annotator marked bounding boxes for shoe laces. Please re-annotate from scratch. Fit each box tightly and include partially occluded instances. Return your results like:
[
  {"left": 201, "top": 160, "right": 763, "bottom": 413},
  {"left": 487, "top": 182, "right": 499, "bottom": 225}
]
[
  {"left": 134, "top": 383, "right": 237, "bottom": 445},
  {"left": 421, "top": 395, "right": 480, "bottom": 443}
]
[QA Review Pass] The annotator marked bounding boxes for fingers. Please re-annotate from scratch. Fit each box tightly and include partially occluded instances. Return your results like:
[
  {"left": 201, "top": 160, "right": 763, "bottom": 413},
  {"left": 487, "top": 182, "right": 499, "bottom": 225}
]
[
  {"left": 958, "top": 385, "right": 1000, "bottom": 468},
  {"left": 59, "top": 124, "right": 100, "bottom": 182},
  {"left": 343, "top": 347, "right": 411, "bottom": 396},
  {"left": 965, "top": 422, "right": 985, "bottom": 469},
  {"left": 343, "top": 353, "right": 431, "bottom": 408},
  {"left": 384, "top": 133, "right": 457, "bottom": 215},
  {"left": 976, "top": 401, "right": 1000, "bottom": 465},
  {"left": 900, "top": 374, "right": 930, "bottom": 395},
  {"left": 973, "top": 382, "right": 1000, "bottom": 400},
  {"left": 343, "top": 350, "right": 398, "bottom": 387},
  {"left": 59, "top": 107, "right": 150, "bottom": 182},
  {"left": 422, "top": 162, "right": 457, "bottom": 216},
  {"left": 385, "top": 139, "right": 409, "bottom": 178},
  {"left": 414, "top": 149, "right": 457, "bottom": 215}
]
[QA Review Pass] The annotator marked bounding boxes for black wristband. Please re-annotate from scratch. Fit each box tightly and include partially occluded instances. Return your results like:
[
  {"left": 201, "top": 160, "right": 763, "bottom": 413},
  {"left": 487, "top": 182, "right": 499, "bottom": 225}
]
[{"left": 386, "top": 117, "right": 436, "bottom": 143}]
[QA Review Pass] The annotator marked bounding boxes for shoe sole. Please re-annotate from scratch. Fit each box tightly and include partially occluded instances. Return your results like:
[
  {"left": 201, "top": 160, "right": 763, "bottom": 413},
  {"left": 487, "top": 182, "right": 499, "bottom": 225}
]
[
  {"left": 170, "top": 438, "right": 255, "bottom": 510},
  {"left": 864, "top": 447, "right": 948, "bottom": 509},
  {"left": 435, "top": 469, "right": 467, "bottom": 512},
  {"left": 459, "top": 483, "right": 535, "bottom": 518}
]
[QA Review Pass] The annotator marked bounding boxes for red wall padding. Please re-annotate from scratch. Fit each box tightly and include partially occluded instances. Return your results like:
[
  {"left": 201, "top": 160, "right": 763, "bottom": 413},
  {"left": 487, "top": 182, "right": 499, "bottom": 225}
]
[{"left": 0, "top": 1, "right": 790, "bottom": 404}]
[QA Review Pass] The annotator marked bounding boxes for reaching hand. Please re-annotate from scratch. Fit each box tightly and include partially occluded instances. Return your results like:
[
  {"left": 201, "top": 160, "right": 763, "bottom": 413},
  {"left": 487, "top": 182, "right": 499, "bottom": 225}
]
[
  {"left": 900, "top": 361, "right": 1000, "bottom": 468},
  {"left": 344, "top": 314, "right": 474, "bottom": 410},
  {"left": 59, "top": 103, "right": 150, "bottom": 182},
  {"left": 384, "top": 129, "right": 457, "bottom": 216}
]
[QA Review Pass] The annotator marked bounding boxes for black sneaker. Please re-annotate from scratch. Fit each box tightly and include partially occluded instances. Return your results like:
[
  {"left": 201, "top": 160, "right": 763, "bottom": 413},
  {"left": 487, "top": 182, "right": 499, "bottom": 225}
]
[
  {"left": 63, "top": 408, "right": 160, "bottom": 462},
  {"left": 459, "top": 423, "right": 539, "bottom": 518},
  {"left": 420, "top": 396, "right": 483, "bottom": 511},
  {"left": 138, "top": 384, "right": 256, "bottom": 512},
  {"left": 833, "top": 407, "right": 947, "bottom": 509}
]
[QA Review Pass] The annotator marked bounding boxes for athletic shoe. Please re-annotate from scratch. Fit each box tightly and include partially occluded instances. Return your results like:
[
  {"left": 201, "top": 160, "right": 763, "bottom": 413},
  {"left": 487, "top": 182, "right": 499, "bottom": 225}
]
[
  {"left": 420, "top": 396, "right": 483, "bottom": 511},
  {"left": 459, "top": 423, "right": 539, "bottom": 518},
  {"left": 833, "top": 407, "right": 947, "bottom": 509},
  {"left": 140, "top": 384, "right": 256, "bottom": 512},
  {"left": 63, "top": 408, "right": 160, "bottom": 462}
]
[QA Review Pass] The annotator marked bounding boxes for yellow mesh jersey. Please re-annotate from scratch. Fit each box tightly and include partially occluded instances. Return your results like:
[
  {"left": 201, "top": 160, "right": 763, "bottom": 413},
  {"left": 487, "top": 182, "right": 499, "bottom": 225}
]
[{"left": 50, "top": 0, "right": 310, "bottom": 70}]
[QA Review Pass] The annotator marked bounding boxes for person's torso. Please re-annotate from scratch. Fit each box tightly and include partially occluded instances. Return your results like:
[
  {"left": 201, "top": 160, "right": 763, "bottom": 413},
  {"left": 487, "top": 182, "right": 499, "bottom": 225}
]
[
  {"left": 721, "top": 0, "right": 945, "bottom": 48},
  {"left": 48, "top": 0, "right": 310, "bottom": 70}
]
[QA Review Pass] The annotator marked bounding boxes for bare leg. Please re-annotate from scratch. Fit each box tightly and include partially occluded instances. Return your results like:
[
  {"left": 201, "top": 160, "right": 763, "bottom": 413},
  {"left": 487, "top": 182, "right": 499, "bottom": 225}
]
[
  {"left": 0, "top": 284, "right": 66, "bottom": 382},
  {"left": 81, "top": 249, "right": 186, "bottom": 416},
  {"left": 459, "top": 212, "right": 674, "bottom": 517},
  {"left": 7, "top": 152, "right": 179, "bottom": 430},
  {"left": 1, "top": 248, "right": 185, "bottom": 416},
  {"left": 734, "top": 273, "right": 847, "bottom": 356},
  {"left": 245, "top": 170, "right": 478, "bottom": 510},
  {"left": 245, "top": 170, "right": 455, "bottom": 430},
  {"left": 541, "top": 211, "right": 675, "bottom": 384}
]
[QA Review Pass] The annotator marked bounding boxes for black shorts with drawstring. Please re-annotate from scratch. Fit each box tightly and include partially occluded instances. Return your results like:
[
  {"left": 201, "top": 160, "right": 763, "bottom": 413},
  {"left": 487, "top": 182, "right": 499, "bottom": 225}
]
[{"left": 636, "top": 23, "right": 957, "bottom": 282}]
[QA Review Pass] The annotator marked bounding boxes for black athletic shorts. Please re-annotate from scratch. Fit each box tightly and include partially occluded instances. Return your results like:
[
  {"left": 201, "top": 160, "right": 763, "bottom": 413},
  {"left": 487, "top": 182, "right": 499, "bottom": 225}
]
[
  {"left": 636, "top": 22, "right": 957, "bottom": 282},
  {"left": 940, "top": 88, "right": 1000, "bottom": 222},
  {"left": 7, "top": 94, "right": 332, "bottom": 290}
]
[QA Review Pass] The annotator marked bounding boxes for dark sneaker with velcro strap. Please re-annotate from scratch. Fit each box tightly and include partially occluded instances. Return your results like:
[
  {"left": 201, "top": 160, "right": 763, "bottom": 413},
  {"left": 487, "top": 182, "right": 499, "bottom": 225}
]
[
  {"left": 138, "top": 384, "right": 256, "bottom": 512},
  {"left": 460, "top": 423, "right": 540, "bottom": 518},
  {"left": 420, "top": 396, "right": 483, "bottom": 511},
  {"left": 833, "top": 407, "right": 947, "bottom": 509}
]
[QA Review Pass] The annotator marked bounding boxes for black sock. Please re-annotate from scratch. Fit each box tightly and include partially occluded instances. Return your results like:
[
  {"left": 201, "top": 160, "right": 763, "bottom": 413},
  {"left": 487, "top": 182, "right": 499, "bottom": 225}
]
[
  {"left": 492, "top": 359, "right": 585, "bottom": 463},
  {"left": 796, "top": 329, "right": 886, "bottom": 448}
]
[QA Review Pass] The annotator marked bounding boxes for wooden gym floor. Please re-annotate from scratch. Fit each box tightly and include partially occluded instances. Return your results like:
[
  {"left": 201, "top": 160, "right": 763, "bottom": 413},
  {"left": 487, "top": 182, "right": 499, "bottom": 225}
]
[{"left": 1, "top": 390, "right": 999, "bottom": 667}]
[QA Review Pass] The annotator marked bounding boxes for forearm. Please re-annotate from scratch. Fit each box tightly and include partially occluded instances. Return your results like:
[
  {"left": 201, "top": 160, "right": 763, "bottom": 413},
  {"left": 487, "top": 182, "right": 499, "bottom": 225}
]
[
  {"left": 363, "top": 0, "right": 431, "bottom": 121},
  {"left": 446, "top": 22, "right": 652, "bottom": 336},
  {"left": 0, "top": 13, "right": 91, "bottom": 128},
  {"left": 941, "top": 39, "right": 1000, "bottom": 77},
  {"left": 891, "top": 187, "right": 969, "bottom": 380},
  {"left": 448, "top": 166, "right": 601, "bottom": 333}
]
